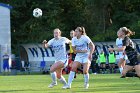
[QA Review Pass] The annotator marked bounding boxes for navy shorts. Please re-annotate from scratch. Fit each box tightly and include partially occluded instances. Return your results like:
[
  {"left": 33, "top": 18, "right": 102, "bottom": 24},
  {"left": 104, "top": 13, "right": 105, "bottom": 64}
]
[{"left": 3, "top": 62, "right": 10, "bottom": 70}]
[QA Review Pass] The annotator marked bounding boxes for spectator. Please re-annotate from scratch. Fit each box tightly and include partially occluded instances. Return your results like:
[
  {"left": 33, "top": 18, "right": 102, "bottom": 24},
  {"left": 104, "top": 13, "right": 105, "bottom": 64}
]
[
  {"left": 99, "top": 50, "right": 106, "bottom": 74},
  {"left": 3, "top": 53, "right": 10, "bottom": 75},
  {"left": 91, "top": 51, "right": 98, "bottom": 74},
  {"left": 108, "top": 50, "right": 116, "bottom": 73}
]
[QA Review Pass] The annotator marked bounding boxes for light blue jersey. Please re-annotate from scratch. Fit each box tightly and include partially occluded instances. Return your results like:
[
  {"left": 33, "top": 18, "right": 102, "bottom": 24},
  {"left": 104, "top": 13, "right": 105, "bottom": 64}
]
[
  {"left": 116, "top": 38, "right": 123, "bottom": 55},
  {"left": 48, "top": 37, "right": 70, "bottom": 61},
  {"left": 116, "top": 38, "right": 128, "bottom": 59}
]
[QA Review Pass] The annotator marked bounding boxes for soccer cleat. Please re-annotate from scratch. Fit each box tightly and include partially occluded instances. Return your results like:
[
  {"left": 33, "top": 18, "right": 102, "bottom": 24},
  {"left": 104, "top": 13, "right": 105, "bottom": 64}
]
[
  {"left": 62, "top": 84, "right": 71, "bottom": 89},
  {"left": 84, "top": 83, "right": 89, "bottom": 89},
  {"left": 74, "top": 73, "right": 77, "bottom": 78},
  {"left": 62, "top": 84, "right": 68, "bottom": 89},
  {"left": 48, "top": 82, "right": 57, "bottom": 88},
  {"left": 120, "top": 76, "right": 126, "bottom": 78}
]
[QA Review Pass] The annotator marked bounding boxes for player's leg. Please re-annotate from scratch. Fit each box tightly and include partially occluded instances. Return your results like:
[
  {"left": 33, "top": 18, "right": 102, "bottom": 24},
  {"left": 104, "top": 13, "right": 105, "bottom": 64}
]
[
  {"left": 112, "top": 63, "right": 116, "bottom": 73},
  {"left": 118, "top": 57, "right": 126, "bottom": 75},
  {"left": 103, "top": 63, "right": 106, "bottom": 74},
  {"left": 6, "top": 63, "right": 10, "bottom": 75},
  {"left": 64, "top": 61, "right": 81, "bottom": 89},
  {"left": 100, "top": 63, "right": 103, "bottom": 73},
  {"left": 109, "top": 64, "right": 112, "bottom": 73},
  {"left": 48, "top": 61, "right": 64, "bottom": 88},
  {"left": 83, "top": 62, "right": 91, "bottom": 89},
  {"left": 3, "top": 63, "right": 6, "bottom": 75},
  {"left": 121, "top": 65, "right": 133, "bottom": 78},
  {"left": 134, "top": 64, "right": 140, "bottom": 78},
  {"left": 72, "top": 53, "right": 77, "bottom": 78},
  {"left": 55, "top": 68, "right": 67, "bottom": 88}
]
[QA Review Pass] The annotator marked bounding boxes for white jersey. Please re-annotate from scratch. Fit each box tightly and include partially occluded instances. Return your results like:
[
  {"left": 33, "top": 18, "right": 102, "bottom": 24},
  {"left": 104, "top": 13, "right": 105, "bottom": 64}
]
[
  {"left": 116, "top": 38, "right": 124, "bottom": 54},
  {"left": 116, "top": 38, "right": 128, "bottom": 59},
  {"left": 72, "top": 35, "right": 92, "bottom": 57},
  {"left": 116, "top": 38, "right": 123, "bottom": 46},
  {"left": 48, "top": 37, "right": 69, "bottom": 61}
]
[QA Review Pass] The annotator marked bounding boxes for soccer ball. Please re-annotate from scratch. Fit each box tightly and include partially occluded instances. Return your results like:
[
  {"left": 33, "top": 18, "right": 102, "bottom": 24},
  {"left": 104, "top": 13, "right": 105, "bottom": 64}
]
[{"left": 33, "top": 8, "right": 42, "bottom": 18}]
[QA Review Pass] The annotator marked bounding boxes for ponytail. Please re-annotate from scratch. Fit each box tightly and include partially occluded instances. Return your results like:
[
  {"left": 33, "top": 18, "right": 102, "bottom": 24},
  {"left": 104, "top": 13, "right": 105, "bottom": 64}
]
[
  {"left": 120, "top": 27, "right": 135, "bottom": 36},
  {"left": 76, "top": 26, "right": 86, "bottom": 35}
]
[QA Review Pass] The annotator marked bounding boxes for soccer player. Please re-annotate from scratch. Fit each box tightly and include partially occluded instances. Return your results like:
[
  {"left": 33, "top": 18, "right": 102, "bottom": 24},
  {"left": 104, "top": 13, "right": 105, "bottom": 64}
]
[
  {"left": 64, "top": 27, "right": 95, "bottom": 89},
  {"left": 42, "top": 28, "right": 71, "bottom": 88},
  {"left": 68, "top": 30, "right": 77, "bottom": 77},
  {"left": 116, "top": 30, "right": 128, "bottom": 76},
  {"left": 108, "top": 27, "right": 140, "bottom": 78}
]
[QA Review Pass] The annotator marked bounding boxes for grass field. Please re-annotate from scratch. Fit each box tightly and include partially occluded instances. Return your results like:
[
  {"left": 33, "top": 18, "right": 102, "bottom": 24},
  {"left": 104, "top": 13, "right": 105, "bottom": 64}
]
[{"left": 0, "top": 74, "right": 140, "bottom": 93}]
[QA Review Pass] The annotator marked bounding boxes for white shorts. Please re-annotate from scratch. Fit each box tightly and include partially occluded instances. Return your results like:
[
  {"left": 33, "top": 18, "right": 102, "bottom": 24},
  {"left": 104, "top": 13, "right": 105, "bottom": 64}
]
[
  {"left": 55, "top": 59, "right": 68, "bottom": 68},
  {"left": 74, "top": 55, "right": 91, "bottom": 64}
]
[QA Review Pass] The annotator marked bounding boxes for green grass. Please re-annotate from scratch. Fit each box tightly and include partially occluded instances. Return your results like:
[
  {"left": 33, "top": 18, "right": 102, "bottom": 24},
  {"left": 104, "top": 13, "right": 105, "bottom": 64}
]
[{"left": 0, "top": 74, "right": 140, "bottom": 93}]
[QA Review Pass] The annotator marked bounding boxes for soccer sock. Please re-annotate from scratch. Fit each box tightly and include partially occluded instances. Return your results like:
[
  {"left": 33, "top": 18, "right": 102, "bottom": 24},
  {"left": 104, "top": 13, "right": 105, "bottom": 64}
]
[
  {"left": 68, "top": 71, "right": 75, "bottom": 85},
  {"left": 50, "top": 72, "right": 57, "bottom": 83},
  {"left": 59, "top": 76, "right": 67, "bottom": 85},
  {"left": 119, "top": 67, "right": 123, "bottom": 74},
  {"left": 84, "top": 73, "right": 89, "bottom": 84}
]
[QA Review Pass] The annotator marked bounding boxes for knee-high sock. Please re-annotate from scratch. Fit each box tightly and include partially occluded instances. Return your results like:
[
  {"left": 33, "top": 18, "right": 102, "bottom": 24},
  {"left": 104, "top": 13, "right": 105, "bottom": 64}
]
[
  {"left": 68, "top": 71, "right": 75, "bottom": 85},
  {"left": 84, "top": 73, "right": 89, "bottom": 84},
  {"left": 50, "top": 72, "right": 57, "bottom": 83},
  {"left": 59, "top": 76, "right": 67, "bottom": 85},
  {"left": 119, "top": 67, "right": 123, "bottom": 74}
]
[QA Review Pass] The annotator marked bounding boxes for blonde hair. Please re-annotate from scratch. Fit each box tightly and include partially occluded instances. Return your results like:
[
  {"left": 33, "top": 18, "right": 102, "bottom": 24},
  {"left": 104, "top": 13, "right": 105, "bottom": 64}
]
[
  {"left": 120, "top": 27, "right": 135, "bottom": 36},
  {"left": 76, "top": 27, "right": 86, "bottom": 35},
  {"left": 54, "top": 28, "right": 61, "bottom": 35}
]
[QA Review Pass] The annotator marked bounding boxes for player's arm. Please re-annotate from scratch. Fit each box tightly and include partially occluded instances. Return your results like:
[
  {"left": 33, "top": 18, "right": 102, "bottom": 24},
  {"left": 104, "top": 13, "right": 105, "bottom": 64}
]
[
  {"left": 42, "top": 40, "right": 50, "bottom": 48},
  {"left": 108, "top": 46, "right": 126, "bottom": 52},
  {"left": 71, "top": 37, "right": 87, "bottom": 53},
  {"left": 88, "top": 42, "right": 95, "bottom": 61},
  {"left": 72, "top": 46, "right": 87, "bottom": 53},
  {"left": 89, "top": 42, "right": 95, "bottom": 55},
  {"left": 85, "top": 35, "right": 95, "bottom": 54},
  {"left": 65, "top": 37, "right": 71, "bottom": 44},
  {"left": 108, "top": 37, "right": 128, "bottom": 52}
]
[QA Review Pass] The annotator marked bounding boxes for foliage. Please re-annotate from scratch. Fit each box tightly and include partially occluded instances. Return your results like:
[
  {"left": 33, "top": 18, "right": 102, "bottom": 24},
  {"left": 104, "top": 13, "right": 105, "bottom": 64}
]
[{"left": 0, "top": 0, "right": 140, "bottom": 54}]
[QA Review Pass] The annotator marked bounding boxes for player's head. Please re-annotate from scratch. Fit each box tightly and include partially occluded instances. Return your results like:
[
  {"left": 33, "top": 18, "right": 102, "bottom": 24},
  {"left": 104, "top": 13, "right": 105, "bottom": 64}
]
[
  {"left": 100, "top": 49, "right": 104, "bottom": 54},
  {"left": 117, "top": 30, "right": 123, "bottom": 38},
  {"left": 109, "top": 50, "right": 113, "bottom": 53},
  {"left": 53, "top": 28, "right": 61, "bottom": 39},
  {"left": 70, "top": 30, "right": 75, "bottom": 38},
  {"left": 119, "top": 27, "right": 135, "bottom": 37},
  {"left": 75, "top": 27, "right": 86, "bottom": 37}
]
